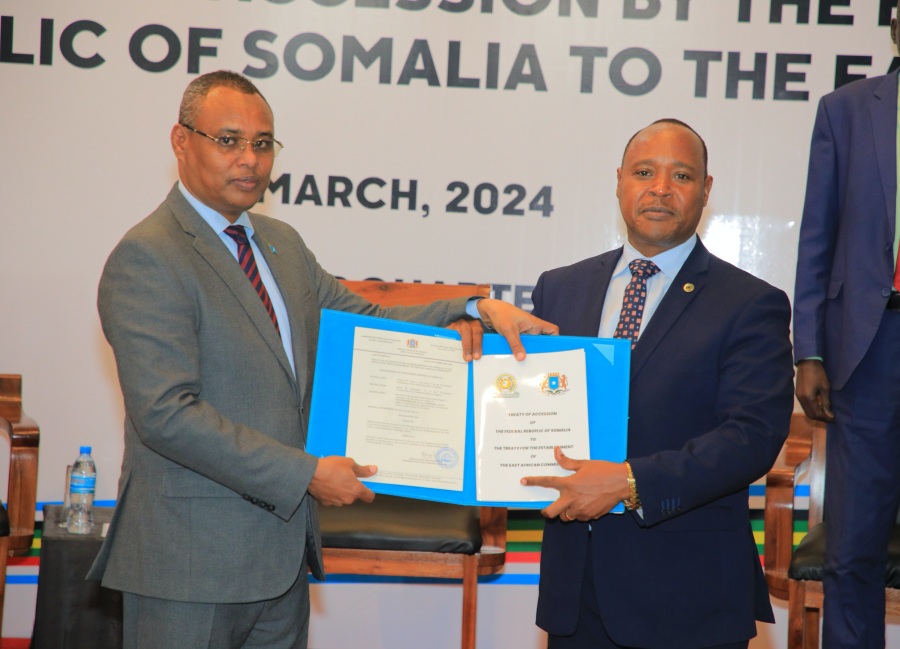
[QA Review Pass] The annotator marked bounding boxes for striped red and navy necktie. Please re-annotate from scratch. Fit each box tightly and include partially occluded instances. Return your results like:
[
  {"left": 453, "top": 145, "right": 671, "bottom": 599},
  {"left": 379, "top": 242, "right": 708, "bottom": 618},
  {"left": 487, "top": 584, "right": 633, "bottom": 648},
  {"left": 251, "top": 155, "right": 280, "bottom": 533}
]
[{"left": 223, "top": 225, "right": 280, "bottom": 334}]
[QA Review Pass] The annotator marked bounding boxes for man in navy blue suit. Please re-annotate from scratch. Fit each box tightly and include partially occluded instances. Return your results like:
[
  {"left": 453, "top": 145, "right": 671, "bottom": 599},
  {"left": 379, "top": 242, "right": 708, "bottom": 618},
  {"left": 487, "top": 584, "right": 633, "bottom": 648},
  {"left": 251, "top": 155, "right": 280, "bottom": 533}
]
[
  {"left": 523, "top": 119, "right": 794, "bottom": 649},
  {"left": 793, "top": 5, "right": 900, "bottom": 646}
]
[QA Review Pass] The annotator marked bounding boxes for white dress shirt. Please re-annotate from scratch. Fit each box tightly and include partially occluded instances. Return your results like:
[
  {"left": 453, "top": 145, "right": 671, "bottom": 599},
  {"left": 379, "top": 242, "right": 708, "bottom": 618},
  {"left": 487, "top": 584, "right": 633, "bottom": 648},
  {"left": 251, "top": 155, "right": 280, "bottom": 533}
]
[{"left": 599, "top": 235, "right": 698, "bottom": 339}]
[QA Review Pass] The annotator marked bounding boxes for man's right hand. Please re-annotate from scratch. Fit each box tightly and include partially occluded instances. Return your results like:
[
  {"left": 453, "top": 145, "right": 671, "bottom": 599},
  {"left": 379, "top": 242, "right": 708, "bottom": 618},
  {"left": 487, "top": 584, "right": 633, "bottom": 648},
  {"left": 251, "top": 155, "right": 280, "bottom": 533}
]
[
  {"left": 476, "top": 298, "right": 559, "bottom": 361},
  {"left": 796, "top": 359, "right": 835, "bottom": 422},
  {"left": 308, "top": 456, "right": 377, "bottom": 506}
]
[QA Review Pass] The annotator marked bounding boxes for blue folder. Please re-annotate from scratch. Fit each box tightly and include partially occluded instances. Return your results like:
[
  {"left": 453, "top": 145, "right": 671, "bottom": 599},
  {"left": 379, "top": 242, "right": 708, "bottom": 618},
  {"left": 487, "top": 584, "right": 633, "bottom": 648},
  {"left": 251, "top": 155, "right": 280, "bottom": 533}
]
[{"left": 307, "top": 309, "right": 630, "bottom": 509}]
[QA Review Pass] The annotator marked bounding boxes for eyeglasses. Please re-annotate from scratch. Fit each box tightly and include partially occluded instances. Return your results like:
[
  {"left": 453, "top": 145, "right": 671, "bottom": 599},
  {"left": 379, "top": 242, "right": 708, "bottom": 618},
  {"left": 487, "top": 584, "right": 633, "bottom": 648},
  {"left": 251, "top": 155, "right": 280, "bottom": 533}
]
[{"left": 179, "top": 123, "right": 284, "bottom": 158}]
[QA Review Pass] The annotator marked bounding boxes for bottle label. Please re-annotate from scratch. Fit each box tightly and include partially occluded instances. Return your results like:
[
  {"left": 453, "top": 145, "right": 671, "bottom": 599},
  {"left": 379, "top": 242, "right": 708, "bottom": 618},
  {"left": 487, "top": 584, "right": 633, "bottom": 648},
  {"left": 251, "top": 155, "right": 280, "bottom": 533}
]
[{"left": 70, "top": 474, "right": 96, "bottom": 494}]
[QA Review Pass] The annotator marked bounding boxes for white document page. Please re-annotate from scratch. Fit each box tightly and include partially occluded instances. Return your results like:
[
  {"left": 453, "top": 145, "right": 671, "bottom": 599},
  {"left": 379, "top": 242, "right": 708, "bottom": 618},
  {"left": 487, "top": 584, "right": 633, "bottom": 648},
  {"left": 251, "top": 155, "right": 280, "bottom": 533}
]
[
  {"left": 473, "top": 349, "right": 590, "bottom": 502},
  {"left": 345, "top": 326, "right": 468, "bottom": 491}
]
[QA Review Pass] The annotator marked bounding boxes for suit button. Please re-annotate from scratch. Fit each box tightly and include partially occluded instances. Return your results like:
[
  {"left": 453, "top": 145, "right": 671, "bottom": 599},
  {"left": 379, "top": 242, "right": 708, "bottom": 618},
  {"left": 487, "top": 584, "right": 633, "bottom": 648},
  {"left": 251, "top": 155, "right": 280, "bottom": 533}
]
[{"left": 883, "top": 288, "right": 892, "bottom": 298}]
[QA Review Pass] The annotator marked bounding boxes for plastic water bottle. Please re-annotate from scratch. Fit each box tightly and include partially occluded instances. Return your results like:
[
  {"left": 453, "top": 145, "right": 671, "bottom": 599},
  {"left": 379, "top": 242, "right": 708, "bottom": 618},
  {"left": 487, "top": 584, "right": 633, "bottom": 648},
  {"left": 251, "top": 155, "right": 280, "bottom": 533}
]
[{"left": 66, "top": 446, "right": 96, "bottom": 534}]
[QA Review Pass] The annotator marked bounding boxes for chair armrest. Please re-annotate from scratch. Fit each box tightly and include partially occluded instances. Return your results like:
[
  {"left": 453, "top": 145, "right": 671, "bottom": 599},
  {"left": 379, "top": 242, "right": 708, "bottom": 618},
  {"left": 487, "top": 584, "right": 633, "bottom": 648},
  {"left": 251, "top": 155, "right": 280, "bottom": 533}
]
[
  {"left": 478, "top": 507, "right": 507, "bottom": 553},
  {"left": 763, "top": 414, "right": 813, "bottom": 599},
  {"left": 0, "top": 375, "right": 40, "bottom": 557}
]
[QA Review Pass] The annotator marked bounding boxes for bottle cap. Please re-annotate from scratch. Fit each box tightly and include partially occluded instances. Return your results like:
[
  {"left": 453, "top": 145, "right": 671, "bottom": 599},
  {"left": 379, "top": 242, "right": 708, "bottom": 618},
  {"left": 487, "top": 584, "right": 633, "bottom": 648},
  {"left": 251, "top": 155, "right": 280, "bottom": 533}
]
[{"left": 79, "top": 446, "right": 92, "bottom": 454}]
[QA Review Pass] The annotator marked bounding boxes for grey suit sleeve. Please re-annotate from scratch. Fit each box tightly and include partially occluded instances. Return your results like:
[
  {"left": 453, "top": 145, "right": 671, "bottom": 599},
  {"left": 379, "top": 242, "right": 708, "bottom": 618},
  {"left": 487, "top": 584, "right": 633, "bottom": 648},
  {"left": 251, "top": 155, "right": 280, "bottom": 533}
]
[{"left": 99, "top": 235, "right": 315, "bottom": 522}]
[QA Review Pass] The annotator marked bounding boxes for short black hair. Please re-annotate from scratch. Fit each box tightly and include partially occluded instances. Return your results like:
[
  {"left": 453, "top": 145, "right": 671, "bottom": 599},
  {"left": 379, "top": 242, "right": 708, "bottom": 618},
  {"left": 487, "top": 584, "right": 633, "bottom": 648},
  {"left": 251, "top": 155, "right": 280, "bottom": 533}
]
[
  {"left": 621, "top": 118, "right": 708, "bottom": 177},
  {"left": 178, "top": 70, "right": 269, "bottom": 127}
]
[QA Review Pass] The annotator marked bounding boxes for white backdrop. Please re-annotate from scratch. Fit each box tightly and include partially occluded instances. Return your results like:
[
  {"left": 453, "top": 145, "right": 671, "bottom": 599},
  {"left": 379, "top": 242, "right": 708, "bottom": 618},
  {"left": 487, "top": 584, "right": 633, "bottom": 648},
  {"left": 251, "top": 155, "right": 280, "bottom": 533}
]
[{"left": 3, "top": 0, "right": 900, "bottom": 645}]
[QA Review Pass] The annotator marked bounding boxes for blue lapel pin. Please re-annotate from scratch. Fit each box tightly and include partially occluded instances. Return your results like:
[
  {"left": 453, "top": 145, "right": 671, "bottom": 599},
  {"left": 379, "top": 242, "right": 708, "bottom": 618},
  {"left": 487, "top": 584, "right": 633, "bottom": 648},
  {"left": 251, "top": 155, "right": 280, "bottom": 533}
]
[{"left": 269, "top": 243, "right": 278, "bottom": 255}]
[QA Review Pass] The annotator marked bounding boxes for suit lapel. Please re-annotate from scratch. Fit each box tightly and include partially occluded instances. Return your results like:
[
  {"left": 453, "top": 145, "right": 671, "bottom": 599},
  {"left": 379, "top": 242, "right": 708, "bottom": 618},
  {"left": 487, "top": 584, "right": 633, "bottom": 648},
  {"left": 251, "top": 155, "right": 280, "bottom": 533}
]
[
  {"left": 166, "top": 187, "right": 296, "bottom": 385},
  {"left": 871, "top": 72, "right": 898, "bottom": 242},
  {"left": 629, "top": 240, "right": 710, "bottom": 379}
]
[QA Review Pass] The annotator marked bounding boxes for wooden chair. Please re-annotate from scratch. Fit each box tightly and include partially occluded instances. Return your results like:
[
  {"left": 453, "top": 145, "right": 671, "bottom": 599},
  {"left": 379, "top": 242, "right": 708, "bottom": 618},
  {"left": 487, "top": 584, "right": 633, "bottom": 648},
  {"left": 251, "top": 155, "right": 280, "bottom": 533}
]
[
  {"left": 318, "top": 281, "right": 507, "bottom": 649},
  {"left": 0, "top": 374, "right": 41, "bottom": 633},
  {"left": 763, "top": 412, "right": 900, "bottom": 648}
]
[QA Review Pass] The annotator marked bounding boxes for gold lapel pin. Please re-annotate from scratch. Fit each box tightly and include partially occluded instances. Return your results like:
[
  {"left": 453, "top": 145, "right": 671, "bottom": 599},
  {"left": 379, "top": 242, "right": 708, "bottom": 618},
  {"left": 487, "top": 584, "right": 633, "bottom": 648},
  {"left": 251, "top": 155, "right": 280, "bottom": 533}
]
[{"left": 683, "top": 283, "right": 695, "bottom": 293}]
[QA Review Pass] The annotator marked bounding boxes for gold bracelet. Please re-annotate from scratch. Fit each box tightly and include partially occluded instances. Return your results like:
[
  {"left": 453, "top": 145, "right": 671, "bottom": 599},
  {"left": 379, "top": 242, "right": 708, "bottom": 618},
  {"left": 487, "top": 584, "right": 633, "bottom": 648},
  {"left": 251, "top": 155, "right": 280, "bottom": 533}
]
[{"left": 623, "top": 461, "right": 641, "bottom": 510}]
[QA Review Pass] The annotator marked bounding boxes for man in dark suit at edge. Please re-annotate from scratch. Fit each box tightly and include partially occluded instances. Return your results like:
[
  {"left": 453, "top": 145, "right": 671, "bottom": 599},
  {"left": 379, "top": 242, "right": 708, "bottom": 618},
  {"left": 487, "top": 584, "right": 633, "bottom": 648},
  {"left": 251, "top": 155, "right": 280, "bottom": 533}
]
[
  {"left": 793, "top": 4, "right": 900, "bottom": 645},
  {"left": 91, "top": 69, "right": 558, "bottom": 649},
  {"left": 523, "top": 119, "right": 794, "bottom": 649}
]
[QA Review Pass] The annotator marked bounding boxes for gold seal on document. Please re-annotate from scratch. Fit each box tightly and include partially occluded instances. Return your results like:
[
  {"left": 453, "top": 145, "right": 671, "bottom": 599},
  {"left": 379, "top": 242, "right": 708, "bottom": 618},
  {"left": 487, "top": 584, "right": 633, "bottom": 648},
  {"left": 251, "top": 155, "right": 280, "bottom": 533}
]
[{"left": 495, "top": 374, "right": 517, "bottom": 395}]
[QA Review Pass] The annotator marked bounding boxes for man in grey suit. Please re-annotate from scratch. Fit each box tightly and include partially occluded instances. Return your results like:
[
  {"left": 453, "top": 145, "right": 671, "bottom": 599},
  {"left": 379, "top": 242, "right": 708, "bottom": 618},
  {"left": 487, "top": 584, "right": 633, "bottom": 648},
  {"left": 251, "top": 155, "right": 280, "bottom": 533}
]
[{"left": 92, "top": 70, "right": 556, "bottom": 649}]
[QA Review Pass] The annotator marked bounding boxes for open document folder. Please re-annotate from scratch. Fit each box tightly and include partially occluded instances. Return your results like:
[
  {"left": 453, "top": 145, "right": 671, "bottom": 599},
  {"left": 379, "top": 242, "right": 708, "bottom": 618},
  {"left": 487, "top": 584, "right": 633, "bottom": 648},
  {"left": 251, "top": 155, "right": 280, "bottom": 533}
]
[{"left": 307, "top": 309, "right": 630, "bottom": 510}]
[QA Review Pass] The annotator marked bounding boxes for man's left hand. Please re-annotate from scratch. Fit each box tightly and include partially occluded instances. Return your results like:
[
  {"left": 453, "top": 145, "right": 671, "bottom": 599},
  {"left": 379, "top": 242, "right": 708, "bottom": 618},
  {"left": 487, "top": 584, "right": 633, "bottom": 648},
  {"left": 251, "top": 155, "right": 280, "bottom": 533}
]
[{"left": 521, "top": 446, "right": 630, "bottom": 521}]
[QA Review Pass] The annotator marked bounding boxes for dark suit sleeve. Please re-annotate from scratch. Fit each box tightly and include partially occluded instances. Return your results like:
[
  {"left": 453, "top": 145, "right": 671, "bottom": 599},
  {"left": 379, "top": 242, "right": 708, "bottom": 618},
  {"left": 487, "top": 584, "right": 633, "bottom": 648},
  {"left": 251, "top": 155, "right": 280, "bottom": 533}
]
[
  {"left": 628, "top": 285, "right": 794, "bottom": 527},
  {"left": 793, "top": 95, "right": 841, "bottom": 363},
  {"left": 532, "top": 273, "right": 547, "bottom": 317}
]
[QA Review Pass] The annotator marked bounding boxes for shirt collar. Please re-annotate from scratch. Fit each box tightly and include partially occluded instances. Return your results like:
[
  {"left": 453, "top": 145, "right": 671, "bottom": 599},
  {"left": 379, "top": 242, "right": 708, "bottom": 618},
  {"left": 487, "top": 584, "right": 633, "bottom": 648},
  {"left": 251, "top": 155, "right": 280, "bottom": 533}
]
[
  {"left": 178, "top": 181, "right": 255, "bottom": 237},
  {"left": 615, "top": 234, "right": 697, "bottom": 279}
]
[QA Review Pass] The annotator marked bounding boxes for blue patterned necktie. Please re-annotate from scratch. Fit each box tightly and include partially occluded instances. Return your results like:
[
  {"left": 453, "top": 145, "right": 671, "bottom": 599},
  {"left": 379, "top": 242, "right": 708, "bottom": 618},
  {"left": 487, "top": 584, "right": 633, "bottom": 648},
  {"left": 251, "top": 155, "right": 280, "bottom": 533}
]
[
  {"left": 614, "top": 259, "right": 660, "bottom": 349},
  {"left": 223, "top": 225, "right": 280, "bottom": 334}
]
